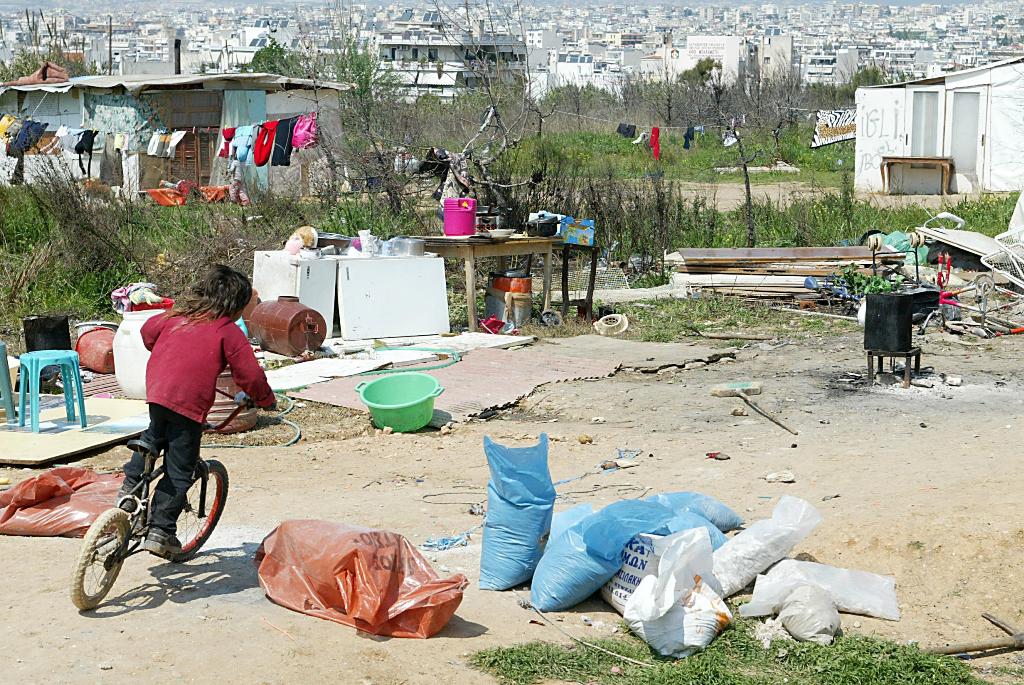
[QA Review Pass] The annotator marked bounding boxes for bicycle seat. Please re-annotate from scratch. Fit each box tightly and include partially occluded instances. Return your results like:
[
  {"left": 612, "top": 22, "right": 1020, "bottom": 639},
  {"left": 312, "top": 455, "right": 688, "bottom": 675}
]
[{"left": 127, "top": 438, "right": 163, "bottom": 457}]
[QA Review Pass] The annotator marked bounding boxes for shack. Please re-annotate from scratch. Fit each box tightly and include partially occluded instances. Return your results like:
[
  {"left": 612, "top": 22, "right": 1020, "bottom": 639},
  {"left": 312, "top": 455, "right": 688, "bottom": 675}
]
[
  {"left": 0, "top": 71, "right": 348, "bottom": 194},
  {"left": 854, "top": 57, "right": 1024, "bottom": 195}
]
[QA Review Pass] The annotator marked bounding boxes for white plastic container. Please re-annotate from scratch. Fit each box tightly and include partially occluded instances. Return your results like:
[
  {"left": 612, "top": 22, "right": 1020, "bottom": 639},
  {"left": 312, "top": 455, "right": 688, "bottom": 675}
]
[{"left": 113, "top": 310, "right": 163, "bottom": 399}]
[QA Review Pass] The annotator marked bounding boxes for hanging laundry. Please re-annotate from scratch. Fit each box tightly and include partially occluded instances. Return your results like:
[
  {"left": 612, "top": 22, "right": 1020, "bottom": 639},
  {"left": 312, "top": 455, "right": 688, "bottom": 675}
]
[
  {"left": 252, "top": 120, "right": 279, "bottom": 167},
  {"left": 100, "top": 135, "right": 123, "bottom": 186},
  {"left": 59, "top": 128, "right": 85, "bottom": 154},
  {"left": 291, "top": 112, "right": 318, "bottom": 149},
  {"left": 631, "top": 130, "right": 650, "bottom": 146},
  {"left": 75, "top": 130, "right": 99, "bottom": 175},
  {"left": 146, "top": 131, "right": 168, "bottom": 157},
  {"left": 723, "top": 131, "right": 738, "bottom": 148},
  {"left": 217, "top": 127, "right": 236, "bottom": 158},
  {"left": 10, "top": 121, "right": 48, "bottom": 155},
  {"left": 684, "top": 126, "right": 695, "bottom": 150},
  {"left": 166, "top": 130, "right": 188, "bottom": 158},
  {"left": 113, "top": 133, "right": 126, "bottom": 152},
  {"left": 231, "top": 125, "right": 256, "bottom": 163},
  {"left": 227, "top": 158, "right": 250, "bottom": 206},
  {"left": 616, "top": 123, "right": 637, "bottom": 139},
  {"left": 0, "top": 114, "right": 15, "bottom": 139},
  {"left": 271, "top": 116, "right": 297, "bottom": 167},
  {"left": 695, "top": 125, "right": 706, "bottom": 135},
  {"left": 650, "top": 126, "right": 661, "bottom": 161}
]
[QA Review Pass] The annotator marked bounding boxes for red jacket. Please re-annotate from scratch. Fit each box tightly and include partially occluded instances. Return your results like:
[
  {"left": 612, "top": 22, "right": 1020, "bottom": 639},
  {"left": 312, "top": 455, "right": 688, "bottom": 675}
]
[{"left": 142, "top": 314, "right": 275, "bottom": 424}]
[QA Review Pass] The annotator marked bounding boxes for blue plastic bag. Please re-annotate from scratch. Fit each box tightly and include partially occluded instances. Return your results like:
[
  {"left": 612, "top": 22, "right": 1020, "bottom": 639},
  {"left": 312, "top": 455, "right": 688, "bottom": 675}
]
[
  {"left": 549, "top": 503, "right": 594, "bottom": 545},
  {"left": 648, "top": 492, "right": 744, "bottom": 532},
  {"left": 663, "top": 511, "right": 728, "bottom": 549},
  {"left": 530, "top": 499, "right": 677, "bottom": 611},
  {"left": 479, "top": 434, "right": 556, "bottom": 590}
]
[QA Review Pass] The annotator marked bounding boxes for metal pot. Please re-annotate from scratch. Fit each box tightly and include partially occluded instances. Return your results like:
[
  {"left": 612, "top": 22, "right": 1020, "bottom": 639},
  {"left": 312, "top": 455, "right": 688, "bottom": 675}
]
[
  {"left": 392, "top": 237, "right": 425, "bottom": 256},
  {"left": 317, "top": 232, "right": 352, "bottom": 251},
  {"left": 527, "top": 217, "right": 558, "bottom": 237}
]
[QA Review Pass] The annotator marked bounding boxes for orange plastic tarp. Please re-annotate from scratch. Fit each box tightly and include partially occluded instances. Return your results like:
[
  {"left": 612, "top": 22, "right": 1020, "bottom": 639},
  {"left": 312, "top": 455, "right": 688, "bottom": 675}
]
[
  {"left": 255, "top": 520, "right": 469, "bottom": 638},
  {"left": 0, "top": 467, "right": 123, "bottom": 537},
  {"left": 145, "top": 185, "right": 229, "bottom": 207}
]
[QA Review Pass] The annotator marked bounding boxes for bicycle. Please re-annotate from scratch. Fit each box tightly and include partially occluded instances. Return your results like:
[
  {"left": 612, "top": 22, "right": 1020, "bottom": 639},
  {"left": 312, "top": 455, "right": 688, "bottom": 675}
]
[{"left": 69, "top": 391, "right": 248, "bottom": 610}]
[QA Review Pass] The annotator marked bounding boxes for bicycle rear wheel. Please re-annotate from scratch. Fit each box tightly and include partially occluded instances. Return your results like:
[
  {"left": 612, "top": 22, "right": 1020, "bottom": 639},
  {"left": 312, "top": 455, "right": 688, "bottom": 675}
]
[
  {"left": 70, "top": 508, "right": 131, "bottom": 610},
  {"left": 173, "top": 459, "right": 229, "bottom": 562}
]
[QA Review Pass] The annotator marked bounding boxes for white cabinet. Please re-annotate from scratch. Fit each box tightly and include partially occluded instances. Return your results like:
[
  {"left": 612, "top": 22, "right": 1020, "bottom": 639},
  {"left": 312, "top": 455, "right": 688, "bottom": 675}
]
[
  {"left": 252, "top": 252, "right": 338, "bottom": 335},
  {"left": 335, "top": 256, "right": 450, "bottom": 340}
]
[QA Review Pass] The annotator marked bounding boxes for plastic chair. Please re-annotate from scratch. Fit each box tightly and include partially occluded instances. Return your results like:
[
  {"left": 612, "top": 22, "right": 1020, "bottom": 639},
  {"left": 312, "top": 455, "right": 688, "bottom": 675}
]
[
  {"left": 18, "top": 350, "right": 87, "bottom": 433},
  {"left": 0, "top": 341, "right": 14, "bottom": 424}
]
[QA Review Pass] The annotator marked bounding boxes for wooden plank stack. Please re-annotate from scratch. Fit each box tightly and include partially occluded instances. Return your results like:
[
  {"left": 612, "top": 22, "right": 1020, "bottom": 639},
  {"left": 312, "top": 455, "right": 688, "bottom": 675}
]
[{"left": 666, "top": 247, "right": 905, "bottom": 300}]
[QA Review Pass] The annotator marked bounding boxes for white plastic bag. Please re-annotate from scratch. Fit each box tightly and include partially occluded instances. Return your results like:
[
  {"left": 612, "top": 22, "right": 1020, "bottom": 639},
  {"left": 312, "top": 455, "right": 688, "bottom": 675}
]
[
  {"left": 601, "top": 531, "right": 679, "bottom": 614},
  {"left": 712, "top": 496, "right": 822, "bottom": 597},
  {"left": 778, "top": 585, "right": 841, "bottom": 645},
  {"left": 739, "top": 559, "right": 900, "bottom": 621},
  {"left": 623, "top": 528, "right": 731, "bottom": 658}
]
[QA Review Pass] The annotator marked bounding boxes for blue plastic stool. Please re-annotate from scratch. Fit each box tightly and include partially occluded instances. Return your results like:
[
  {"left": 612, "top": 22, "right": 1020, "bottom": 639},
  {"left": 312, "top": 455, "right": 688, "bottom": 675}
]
[
  {"left": 18, "top": 350, "right": 87, "bottom": 433},
  {"left": 0, "top": 341, "right": 14, "bottom": 424}
]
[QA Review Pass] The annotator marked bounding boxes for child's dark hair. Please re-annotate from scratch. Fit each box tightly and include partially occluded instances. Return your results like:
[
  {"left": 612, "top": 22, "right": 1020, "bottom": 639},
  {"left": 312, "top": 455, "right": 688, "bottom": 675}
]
[{"left": 173, "top": 264, "right": 253, "bottom": 322}]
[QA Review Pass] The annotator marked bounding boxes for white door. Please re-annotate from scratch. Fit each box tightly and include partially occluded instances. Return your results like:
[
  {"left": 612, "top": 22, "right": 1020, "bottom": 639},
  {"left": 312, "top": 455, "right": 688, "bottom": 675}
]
[
  {"left": 908, "top": 88, "right": 943, "bottom": 157},
  {"left": 944, "top": 88, "right": 987, "bottom": 187}
]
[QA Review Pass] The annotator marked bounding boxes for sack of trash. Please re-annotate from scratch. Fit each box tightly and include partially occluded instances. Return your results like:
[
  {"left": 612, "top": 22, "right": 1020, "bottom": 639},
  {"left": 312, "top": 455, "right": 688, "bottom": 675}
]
[
  {"left": 530, "top": 499, "right": 678, "bottom": 611},
  {"left": 777, "top": 584, "right": 841, "bottom": 645},
  {"left": 713, "top": 496, "right": 822, "bottom": 597},
  {"left": 0, "top": 467, "right": 124, "bottom": 538},
  {"left": 549, "top": 503, "right": 593, "bottom": 544},
  {"left": 740, "top": 559, "right": 900, "bottom": 621},
  {"left": 479, "top": 435, "right": 556, "bottom": 590},
  {"left": 601, "top": 513, "right": 727, "bottom": 614},
  {"left": 647, "top": 491, "right": 744, "bottom": 532},
  {"left": 623, "top": 527, "right": 732, "bottom": 658},
  {"left": 255, "top": 520, "right": 468, "bottom": 638}
]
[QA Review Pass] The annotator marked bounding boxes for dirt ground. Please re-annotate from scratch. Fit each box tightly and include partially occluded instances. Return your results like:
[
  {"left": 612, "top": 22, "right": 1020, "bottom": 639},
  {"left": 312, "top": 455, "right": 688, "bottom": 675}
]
[{"left": 2, "top": 330, "right": 1023, "bottom": 684}]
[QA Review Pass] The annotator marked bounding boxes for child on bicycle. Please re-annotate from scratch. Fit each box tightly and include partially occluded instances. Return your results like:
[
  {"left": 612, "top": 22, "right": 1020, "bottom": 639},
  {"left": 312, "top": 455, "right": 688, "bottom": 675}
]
[{"left": 119, "top": 264, "right": 276, "bottom": 558}]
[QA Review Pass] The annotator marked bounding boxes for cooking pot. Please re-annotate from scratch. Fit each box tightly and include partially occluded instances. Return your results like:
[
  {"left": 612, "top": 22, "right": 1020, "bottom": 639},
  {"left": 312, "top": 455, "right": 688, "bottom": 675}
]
[
  {"left": 392, "top": 236, "right": 425, "bottom": 256},
  {"left": 317, "top": 232, "right": 352, "bottom": 251}
]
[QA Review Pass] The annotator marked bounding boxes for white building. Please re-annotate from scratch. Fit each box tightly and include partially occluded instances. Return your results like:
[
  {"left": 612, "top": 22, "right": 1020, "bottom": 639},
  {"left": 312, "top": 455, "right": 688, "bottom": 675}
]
[
  {"left": 376, "top": 10, "right": 527, "bottom": 99},
  {"left": 855, "top": 57, "right": 1024, "bottom": 194},
  {"left": 803, "top": 48, "right": 858, "bottom": 85}
]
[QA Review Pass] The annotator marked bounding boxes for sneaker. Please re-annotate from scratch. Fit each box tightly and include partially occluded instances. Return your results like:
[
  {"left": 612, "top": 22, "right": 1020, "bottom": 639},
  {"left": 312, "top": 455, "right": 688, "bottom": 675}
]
[
  {"left": 142, "top": 529, "right": 183, "bottom": 559},
  {"left": 116, "top": 483, "right": 139, "bottom": 513}
]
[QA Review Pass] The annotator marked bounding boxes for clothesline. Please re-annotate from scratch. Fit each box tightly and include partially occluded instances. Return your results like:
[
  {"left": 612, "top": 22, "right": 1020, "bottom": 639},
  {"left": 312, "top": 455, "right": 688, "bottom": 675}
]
[{"left": 548, "top": 109, "right": 721, "bottom": 131}]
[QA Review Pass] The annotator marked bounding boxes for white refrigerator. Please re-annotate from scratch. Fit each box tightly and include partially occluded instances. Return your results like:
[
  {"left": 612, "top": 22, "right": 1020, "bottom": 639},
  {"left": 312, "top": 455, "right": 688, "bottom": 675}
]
[
  {"left": 252, "top": 252, "right": 338, "bottom": 335},
  {"left": 335, "top": 255, "right": 450, "bottom": 340}
]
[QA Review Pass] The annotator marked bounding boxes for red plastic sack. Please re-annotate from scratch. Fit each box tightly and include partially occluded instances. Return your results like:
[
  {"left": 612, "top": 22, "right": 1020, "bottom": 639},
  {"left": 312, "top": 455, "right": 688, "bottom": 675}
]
[
  {"left": 255, "top": 520, "right": 468, "bottom": 638},
  {"left": 0, "top": 467, "right": 123, "bottom": 538}
]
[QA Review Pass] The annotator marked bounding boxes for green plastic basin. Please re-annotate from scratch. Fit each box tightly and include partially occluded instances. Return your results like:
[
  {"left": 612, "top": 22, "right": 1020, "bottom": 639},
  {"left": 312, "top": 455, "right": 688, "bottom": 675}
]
[{"left": 355, "top": 372, "right": 444, "bottom": 433}]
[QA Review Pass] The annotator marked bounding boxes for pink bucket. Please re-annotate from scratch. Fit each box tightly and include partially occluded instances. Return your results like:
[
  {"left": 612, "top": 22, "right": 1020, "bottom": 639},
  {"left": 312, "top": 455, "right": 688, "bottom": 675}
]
[{"left": 443, "top": 197, "right": 477, "bottom": 236}]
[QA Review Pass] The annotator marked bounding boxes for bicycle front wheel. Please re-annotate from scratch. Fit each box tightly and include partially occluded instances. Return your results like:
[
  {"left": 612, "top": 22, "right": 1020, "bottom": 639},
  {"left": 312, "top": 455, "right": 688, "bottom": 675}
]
[
  {"left": 70, "top": 507, "right": 131, "bottom": 610},
  {"left": 173, "top": 459, "right": 229, "bottom": 562}
]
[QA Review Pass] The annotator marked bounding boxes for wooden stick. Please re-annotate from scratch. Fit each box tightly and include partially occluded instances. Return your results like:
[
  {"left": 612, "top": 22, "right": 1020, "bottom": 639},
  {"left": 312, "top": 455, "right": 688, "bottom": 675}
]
[
  {"left": 741, "top": 395, "right": 799, "bottom": 435},
  {"left": 770, "top": 306, "right": 859, "bottom": 322},
  {"left": 924, "top": 636, "right": 1022, "bottom": 655}
]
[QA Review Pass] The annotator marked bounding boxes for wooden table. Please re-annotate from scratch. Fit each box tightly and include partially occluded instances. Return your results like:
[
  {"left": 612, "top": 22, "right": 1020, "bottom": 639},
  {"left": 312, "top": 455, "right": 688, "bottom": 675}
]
[
  {"left": 880, "top": 156, "right": 955, "bottom": 195},
  {"left": 420, "top": 236, "right": 558, "bottom": 331}
]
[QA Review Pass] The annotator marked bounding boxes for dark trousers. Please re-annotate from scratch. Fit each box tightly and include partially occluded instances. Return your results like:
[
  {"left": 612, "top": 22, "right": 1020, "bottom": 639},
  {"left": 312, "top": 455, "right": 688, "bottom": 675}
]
[{"left": 123, "top": 403, "right": 204, "bottom": 535}]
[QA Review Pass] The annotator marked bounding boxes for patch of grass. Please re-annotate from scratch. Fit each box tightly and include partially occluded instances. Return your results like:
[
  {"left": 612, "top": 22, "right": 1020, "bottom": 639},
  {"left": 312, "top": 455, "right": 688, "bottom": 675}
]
[
  {"left": 508, "top": 126, "right": 853, "bottom": 186},
  {"left": 522, "top": 297, "right": 857, "bottom": 343},
  {"left": 470, "top": 618, "right": 988, "bottom": 685},
  {"left": 611, "top": 298, "right": 854, "bottom": 343}
]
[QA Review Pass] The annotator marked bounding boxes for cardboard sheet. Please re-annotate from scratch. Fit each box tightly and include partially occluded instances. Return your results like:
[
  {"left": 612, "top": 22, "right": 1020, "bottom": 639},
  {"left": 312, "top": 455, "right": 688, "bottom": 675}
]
[
  {"left": 0, "top": 397, "right": 148, "bottom": 466},
  {"left": 292, "top": 346, "right": 618, "bottom": 425},
  {"left": 265, "top": 358, "right": 387, "bottom": 391}
]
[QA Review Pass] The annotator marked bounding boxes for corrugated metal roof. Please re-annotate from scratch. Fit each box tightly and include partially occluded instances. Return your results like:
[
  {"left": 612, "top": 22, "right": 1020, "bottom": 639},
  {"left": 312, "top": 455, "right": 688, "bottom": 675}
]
[
  {"left": 863, "top": 55, "right": 1024, "bottom": 89},
  {"left": 1, "top": 72, "right": 351, "bottom": 96}
]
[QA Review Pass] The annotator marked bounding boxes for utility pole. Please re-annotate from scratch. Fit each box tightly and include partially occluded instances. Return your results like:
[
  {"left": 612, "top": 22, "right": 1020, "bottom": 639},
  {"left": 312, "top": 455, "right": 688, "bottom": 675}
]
[{"left": 107, "top": 16, "right": 112, "bottom": 75}]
